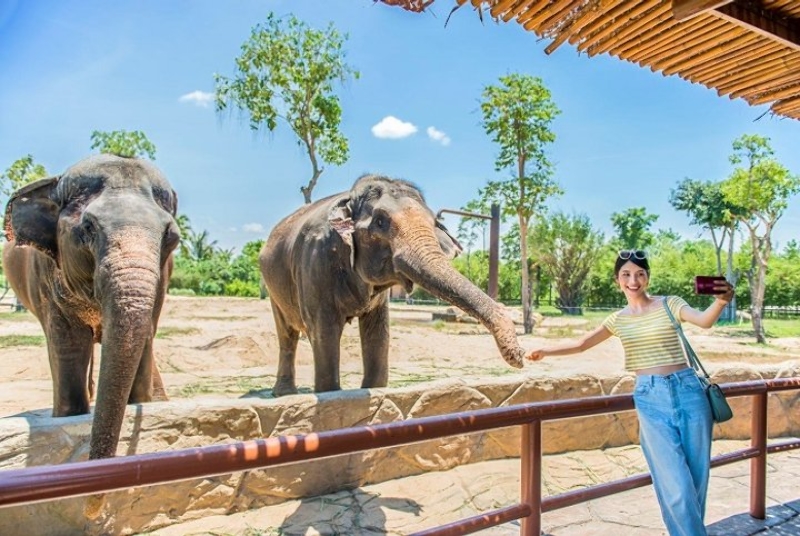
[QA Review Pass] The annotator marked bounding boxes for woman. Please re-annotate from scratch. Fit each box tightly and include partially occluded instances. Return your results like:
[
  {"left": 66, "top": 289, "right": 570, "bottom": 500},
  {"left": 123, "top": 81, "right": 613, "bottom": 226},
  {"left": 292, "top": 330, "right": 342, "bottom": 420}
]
[{"left": 527, "top": 250, "right": 734, "bottom": 536}]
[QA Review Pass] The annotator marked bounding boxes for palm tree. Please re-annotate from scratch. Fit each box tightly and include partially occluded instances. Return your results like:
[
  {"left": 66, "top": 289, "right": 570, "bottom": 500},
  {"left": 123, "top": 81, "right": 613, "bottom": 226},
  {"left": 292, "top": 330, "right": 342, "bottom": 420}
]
[{"left": 187, "top": 229, "right": 218, "bottom": 261}]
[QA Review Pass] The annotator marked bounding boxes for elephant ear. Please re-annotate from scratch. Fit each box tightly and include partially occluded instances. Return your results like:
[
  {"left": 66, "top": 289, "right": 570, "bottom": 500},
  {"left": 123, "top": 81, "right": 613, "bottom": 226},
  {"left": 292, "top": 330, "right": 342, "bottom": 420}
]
[
  {"left": 328, "top": 197, "right": 355, "bottom": 269},
  {"left": 435, "top": 220, "right": 463, "bottom": 260},
  {"left": 4, "top": 176, "right": 61, "bottom": 261},
  {"left": 170, "top": 190, "right": 179, "bottom": 216}
]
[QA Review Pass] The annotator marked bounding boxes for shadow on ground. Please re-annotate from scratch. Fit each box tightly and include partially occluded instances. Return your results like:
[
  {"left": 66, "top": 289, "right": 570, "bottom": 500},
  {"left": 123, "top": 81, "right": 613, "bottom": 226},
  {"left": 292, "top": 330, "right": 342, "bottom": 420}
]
[{"left": 708, "top": 500, "right": 800, "bottom": 535}]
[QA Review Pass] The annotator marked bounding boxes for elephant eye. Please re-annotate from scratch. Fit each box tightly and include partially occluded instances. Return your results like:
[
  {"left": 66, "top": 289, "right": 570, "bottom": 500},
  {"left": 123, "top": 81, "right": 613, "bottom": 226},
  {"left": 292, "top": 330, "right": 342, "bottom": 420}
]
[
  {"left": 373, "top": 212, "right": 389, "bottom": 231},
  {"left": 76, "top": 219, "right": 95, "bottom": 247}
]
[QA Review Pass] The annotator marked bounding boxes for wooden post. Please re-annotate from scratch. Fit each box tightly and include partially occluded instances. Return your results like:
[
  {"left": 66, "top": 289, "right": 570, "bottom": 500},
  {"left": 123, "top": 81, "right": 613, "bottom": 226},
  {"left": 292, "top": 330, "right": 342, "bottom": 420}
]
[
  {"left": 750, "top": 391, "right": 768, "bottom": 519},
  {"left": 520, "top": 421, "right": 542, "bottom": 536}
]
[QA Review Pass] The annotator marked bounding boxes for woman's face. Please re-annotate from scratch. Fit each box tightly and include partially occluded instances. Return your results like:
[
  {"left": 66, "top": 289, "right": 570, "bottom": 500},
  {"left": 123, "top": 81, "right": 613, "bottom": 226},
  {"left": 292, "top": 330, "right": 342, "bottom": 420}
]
[{"left": 616, "top": 261, "right": 649, "bottom": 299}]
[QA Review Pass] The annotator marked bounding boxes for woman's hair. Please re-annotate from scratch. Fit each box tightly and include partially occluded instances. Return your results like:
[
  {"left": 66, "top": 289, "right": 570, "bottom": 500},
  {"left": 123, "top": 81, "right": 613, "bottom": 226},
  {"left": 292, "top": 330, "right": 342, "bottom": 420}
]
[{"left": 614, "top": 253, "right": 650, "bottom": 277}]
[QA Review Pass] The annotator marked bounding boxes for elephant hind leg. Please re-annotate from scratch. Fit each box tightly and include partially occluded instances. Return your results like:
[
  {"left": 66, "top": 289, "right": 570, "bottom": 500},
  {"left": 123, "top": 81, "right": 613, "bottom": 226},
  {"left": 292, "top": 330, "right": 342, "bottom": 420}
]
[
  {"left": 151, "top": 361, "right": 168, "bottom": 401},
  {"left": 272, "top": 305, "right": 300, "bottom": 397}
]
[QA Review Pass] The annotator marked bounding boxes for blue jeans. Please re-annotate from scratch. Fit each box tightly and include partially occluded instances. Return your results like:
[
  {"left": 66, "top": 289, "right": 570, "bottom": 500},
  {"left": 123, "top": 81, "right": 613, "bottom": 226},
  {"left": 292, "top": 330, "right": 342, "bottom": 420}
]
[{"left": 634, "top": 367, "right": 713, "bottom": 536}]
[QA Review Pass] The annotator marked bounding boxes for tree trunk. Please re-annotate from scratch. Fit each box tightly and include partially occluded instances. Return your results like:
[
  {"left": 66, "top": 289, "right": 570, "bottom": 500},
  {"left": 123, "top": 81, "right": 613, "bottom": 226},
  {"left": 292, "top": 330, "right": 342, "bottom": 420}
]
[
  {"left": 301, "top": 167, "right": 322, "bottom": 205},
  {"left": 721, "top": 228, "right": 737, "bottom": 323},
  {"left": 747, "top": 225, "right": 771, "bottom": 344},
  {"left": 300, "top": 134, "right": 323, "bottom": 204},
  {"left": 519, "top": 215, "right": 533, "bottom": 334},
  {"left": 710, "top": 227, "right": 723, "bottom": 275}
]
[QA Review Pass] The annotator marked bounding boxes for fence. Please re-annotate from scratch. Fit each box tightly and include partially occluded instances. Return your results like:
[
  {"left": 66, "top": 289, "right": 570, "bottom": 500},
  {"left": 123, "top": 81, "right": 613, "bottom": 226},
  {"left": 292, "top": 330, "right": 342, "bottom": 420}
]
[
  {"left": 0, "top": 378, "right": 798, "bottom": 535},
  {"left": 762, "top": 306, "right": 800, "bottom": 318}
]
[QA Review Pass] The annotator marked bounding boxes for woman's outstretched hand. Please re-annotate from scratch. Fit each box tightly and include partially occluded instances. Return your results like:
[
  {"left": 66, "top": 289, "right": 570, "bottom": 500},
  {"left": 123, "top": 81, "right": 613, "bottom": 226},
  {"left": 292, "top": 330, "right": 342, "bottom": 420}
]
[
  {"left": 526, "top": 349, "right": 545, "bottom": 362},
  {"left": 714, "top": 279, "right": 735, "bottom": 304}
]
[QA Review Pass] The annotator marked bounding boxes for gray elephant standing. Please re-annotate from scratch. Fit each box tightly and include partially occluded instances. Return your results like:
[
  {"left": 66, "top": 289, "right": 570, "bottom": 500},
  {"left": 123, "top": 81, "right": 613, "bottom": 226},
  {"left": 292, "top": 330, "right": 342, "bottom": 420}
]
[
  {"left": 2, "top": 154, "right": 180, "bottom": 460},
  {"left": 261, "top": 174, "right": 528, "bottom": 397}
]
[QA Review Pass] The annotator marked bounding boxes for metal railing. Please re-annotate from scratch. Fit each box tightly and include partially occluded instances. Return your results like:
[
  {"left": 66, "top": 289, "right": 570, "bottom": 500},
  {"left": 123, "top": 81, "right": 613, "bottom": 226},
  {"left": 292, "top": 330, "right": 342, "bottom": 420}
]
[{"left": 1, "top": 378, "right": 799, "bottom": 535}]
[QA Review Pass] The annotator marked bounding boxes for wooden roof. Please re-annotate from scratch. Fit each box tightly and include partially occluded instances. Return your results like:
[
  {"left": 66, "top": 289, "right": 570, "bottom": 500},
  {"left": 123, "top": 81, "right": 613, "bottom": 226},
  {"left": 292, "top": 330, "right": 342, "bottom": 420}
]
[{"left": 379, "top": 0, "right": 800, "bottom": 121}]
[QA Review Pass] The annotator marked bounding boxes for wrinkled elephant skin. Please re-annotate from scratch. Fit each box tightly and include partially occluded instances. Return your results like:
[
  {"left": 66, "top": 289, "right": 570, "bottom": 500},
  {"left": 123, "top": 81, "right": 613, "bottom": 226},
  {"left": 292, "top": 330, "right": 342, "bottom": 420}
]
[
  {"left": 2, "top": 154, "right": 180, "bottom": 460},
  {"left": 261, "top": 174, "right": 527, "bottom": 397}
]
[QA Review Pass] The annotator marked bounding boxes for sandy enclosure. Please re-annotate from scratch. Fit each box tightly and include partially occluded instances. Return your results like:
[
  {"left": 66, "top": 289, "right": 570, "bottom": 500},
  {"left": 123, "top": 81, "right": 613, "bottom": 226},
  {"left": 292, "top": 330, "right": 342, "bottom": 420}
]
[{"left": 2, "top": 295, "right": 799, "bottom": 418}]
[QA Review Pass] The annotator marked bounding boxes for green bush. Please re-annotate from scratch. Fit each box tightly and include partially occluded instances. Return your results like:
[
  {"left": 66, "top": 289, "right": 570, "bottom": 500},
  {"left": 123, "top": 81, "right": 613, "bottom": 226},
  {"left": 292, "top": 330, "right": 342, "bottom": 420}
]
[{"left": 224, "top": 279, "right": 261, "bottom": 297}]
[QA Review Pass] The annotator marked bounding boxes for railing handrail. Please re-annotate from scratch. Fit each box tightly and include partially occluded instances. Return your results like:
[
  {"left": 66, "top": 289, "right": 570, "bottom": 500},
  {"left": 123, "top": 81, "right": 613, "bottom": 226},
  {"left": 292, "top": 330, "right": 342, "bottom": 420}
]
[{"left": 1, "top": 377, "right": 798, "bottom": 534}]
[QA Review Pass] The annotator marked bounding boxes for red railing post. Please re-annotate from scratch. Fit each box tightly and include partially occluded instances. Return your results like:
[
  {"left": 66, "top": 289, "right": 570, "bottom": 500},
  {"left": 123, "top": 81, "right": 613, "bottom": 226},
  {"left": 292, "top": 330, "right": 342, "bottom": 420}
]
[
  {"left": 750, "top": 391, "right": 768, "bottom": 519},
  {"left": 520, "top": 420, "right": 542, "bottom": 536}
]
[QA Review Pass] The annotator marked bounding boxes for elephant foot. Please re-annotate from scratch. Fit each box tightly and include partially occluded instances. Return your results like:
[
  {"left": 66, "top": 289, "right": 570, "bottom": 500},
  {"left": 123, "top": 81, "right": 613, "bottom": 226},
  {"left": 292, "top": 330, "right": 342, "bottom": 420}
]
[
  {"left": 272, "top": 379, "right": 298, "bottom": 397},
  {"left": 361, "top": 379, "right": 388, "bottom": 389},
  {"left": 52, "top": 403, "right": 91, "bottom": 418}
]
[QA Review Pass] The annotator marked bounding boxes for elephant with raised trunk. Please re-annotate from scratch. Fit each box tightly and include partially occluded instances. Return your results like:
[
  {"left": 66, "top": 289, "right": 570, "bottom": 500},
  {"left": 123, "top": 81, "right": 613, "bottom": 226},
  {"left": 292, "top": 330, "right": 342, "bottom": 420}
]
[
  {"left": 261, "top": 174, "right": 529, "bottom": 397},
  {"left": 2, "top": 154, "right": 180, "bottom": 460}
]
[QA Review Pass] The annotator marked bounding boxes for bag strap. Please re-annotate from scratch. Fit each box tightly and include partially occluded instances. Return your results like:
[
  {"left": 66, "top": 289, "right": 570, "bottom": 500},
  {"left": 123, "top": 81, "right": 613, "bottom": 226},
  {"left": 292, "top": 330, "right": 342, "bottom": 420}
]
[{"left": 661, "top": 297, "right": 711, "bottom": 380}]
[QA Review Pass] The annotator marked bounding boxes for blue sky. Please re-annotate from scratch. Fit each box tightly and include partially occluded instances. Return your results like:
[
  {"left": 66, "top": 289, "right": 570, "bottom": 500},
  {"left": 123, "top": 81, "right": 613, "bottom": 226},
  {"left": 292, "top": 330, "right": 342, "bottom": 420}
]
[{"left": 2, "top": 0, "right": 799, "bottom": 254}]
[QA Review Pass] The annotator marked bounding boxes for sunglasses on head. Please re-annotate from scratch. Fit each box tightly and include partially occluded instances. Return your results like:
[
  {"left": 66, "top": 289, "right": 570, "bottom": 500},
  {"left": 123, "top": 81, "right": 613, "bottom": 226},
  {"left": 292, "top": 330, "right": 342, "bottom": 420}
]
[{"left": 619, "top": 249, "right": 647, "bottom": 260}]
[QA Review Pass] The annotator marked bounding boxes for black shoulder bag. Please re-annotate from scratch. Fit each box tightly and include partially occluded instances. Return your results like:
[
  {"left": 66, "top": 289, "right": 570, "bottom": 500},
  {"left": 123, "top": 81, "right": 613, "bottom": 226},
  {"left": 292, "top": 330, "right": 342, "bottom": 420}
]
[{"left": 662, "top": 299, "right": 733, "bottom": 423}]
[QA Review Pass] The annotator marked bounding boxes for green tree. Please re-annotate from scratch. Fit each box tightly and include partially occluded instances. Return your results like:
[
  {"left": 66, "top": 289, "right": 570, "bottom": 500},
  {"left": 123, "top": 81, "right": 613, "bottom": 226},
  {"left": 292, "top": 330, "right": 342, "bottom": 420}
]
[
  {"left": 226, "top": 239, "right": 265, "bottom": 297},
  {"left": 529, "top": 212, "right": 604, "bottom": 314},
  {"left": 185, "top": 229, "right": 219, "bottom": 262},
  {"left": 610, "top": 207, "right": 658, "bottom": 249},
  {"left": 670, "top": 179, "right": 739, "bottom": 275},
  {"left": 720, "top": 134, "right": 800, "bottom": 343},
  {"left": 451, "top": 252, "right": 524, "bottom": 303},
  {"left": 456, "top": 198, "right": 491, "bottom": 251},
  {"left": 784, "top": 240, "right": 800, "bottom": 260},
  {"left": 215, "top": 13, "right": 359, "bottom": 204},
  {"left": 90, "top": 130, "right": 157, "bottom": 159},
  {"left": 1, "top": 155, "right": 48, "bottom": 200},
  {"left": 585, "top": 244, "right": 621, "bottom": 309},
  {"left": 454, "top": 198, "right": 493, "bottom": 291},
  {"left": 647, "top": 237, "right": 718, "bottom": 306},
  {"left": 476, "top": 73, "right": 562, "bottom": 333},
  {"left": 452, "top": 249, "right": 490, "bottom": 294},
  {"left": 174, "top": 214, "right": 193, "bottom": 258},
  {"left": 670, "top": 179, "right": 742, "bottom": 321}
]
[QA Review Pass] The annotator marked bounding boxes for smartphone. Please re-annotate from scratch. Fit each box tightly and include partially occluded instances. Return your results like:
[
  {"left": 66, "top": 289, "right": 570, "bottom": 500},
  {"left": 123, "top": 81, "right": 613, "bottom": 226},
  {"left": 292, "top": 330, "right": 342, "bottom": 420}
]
[{"left": 695, "top": 275, "right": 727, "bottom": 295}]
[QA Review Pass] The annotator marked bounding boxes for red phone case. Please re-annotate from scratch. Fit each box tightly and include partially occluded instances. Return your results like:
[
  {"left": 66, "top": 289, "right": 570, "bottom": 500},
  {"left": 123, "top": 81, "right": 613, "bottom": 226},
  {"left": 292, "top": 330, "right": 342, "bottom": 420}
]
[{"left": 695, "top": 276, "right": 725, "bottom": 295}]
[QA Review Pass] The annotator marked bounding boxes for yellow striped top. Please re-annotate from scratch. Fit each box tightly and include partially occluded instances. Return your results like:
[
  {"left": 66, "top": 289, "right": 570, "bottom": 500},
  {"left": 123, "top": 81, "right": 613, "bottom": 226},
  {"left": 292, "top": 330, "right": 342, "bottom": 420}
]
[{"left": 601, "top": 296, "right": 690, "bottom": 371}]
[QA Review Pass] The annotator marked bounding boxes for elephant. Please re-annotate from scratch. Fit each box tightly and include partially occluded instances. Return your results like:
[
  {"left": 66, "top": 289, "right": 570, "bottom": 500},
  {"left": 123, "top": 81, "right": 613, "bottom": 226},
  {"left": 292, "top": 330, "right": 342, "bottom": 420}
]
[
  {"left": 2, "top": 154, "right": 180, "bottom": 460},
  {"left": 260, "top": 174, "right": 529, "bottom": 397}
]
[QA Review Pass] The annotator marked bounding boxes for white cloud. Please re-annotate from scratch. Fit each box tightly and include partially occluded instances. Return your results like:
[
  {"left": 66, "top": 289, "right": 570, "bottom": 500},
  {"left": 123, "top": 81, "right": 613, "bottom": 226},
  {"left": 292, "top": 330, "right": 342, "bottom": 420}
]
[
  {"left": 178, "top": 90, "right": 215, "bottom": 108},
  {"left": 371, "top": 116, "right": 418, "bottom": 139},
  {"left": 427, "top": 126, "right": 451, "bottom": 146},
  {"left": 242, "top": 223, "right": 266, "bottom": 234}
]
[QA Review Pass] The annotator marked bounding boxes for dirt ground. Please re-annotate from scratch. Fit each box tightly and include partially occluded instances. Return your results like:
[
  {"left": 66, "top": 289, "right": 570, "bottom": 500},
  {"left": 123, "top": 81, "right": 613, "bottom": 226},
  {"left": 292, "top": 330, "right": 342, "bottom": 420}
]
[{"left": 2, "top": 295, "right": 800, "bottom": 418}]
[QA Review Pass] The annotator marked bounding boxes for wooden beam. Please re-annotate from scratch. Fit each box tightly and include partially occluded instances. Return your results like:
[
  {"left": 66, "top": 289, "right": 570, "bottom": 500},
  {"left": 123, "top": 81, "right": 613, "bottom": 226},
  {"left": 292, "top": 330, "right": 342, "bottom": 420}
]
[
  {"left": 672, "top": 0, "right": 733, "bottom": 21},
  {"left": 713, "top": 2, "right": 800, "bottom": 52}
]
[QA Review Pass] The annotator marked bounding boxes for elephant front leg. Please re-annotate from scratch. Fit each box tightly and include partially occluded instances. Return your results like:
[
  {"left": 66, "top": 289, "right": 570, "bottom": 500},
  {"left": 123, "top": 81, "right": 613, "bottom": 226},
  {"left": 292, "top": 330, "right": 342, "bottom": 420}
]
[
  {"left": 272, "top": 306, "right": 301, "bottom": 397},
  {"left": 46, "top": 315, "right": 94, "bottom": 417},
  {"left": 359, "top": 301, "right": 390, "bottom": 389},
  {"left": 308, "top": 320, "right": 345, "bottom": 393}
]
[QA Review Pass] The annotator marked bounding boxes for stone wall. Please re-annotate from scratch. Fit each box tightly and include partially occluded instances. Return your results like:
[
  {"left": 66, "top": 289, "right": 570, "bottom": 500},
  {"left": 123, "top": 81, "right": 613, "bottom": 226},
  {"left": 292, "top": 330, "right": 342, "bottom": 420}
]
[{"left": 0, "top": 364, "right": 798, "bottom": 535}]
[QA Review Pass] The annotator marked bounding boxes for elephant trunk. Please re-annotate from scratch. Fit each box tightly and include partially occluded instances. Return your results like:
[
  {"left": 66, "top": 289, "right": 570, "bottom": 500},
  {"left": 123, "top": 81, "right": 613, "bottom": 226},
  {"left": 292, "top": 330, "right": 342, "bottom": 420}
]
[
  {"left": 90, "top": 236, "right": 161, "bottom": 460},
  {"left": 393, "top": 220, "right": 526, "bottom": 368}
]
